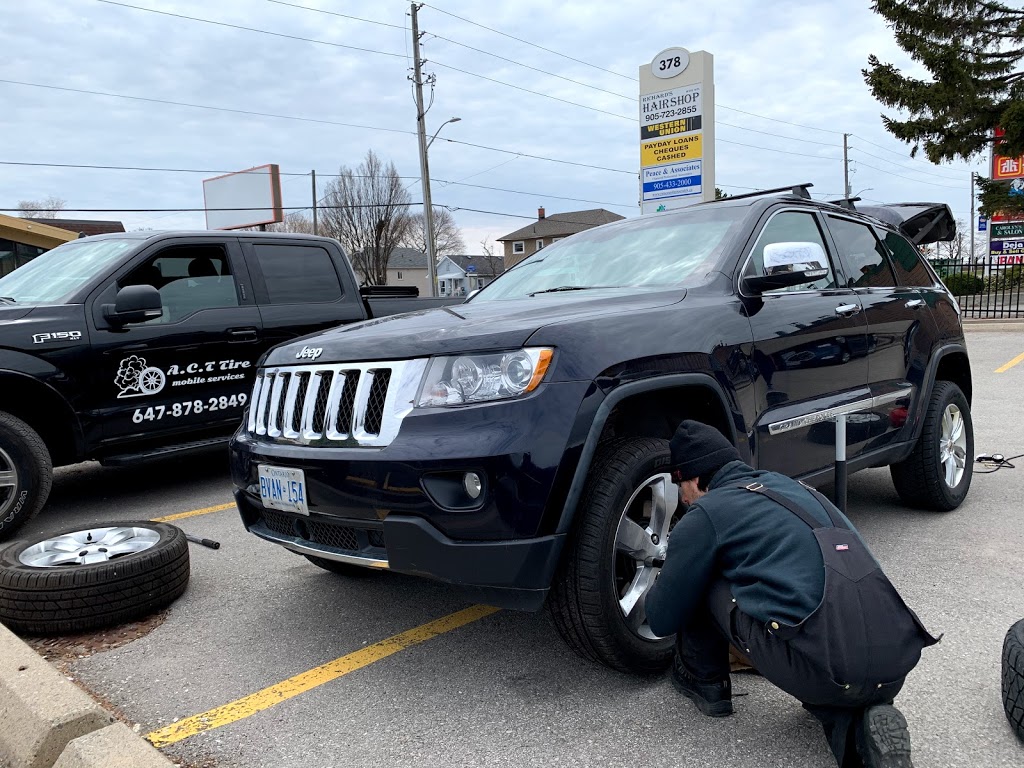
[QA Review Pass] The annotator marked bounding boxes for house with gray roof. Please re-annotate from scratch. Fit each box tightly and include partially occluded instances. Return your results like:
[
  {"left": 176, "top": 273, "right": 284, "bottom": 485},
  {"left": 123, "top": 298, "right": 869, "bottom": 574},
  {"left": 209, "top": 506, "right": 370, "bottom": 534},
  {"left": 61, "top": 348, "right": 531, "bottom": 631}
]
[
  {"left": 496, "top": 207, "right": 626, "bottom": 267},
  {"left": 436, "top": 253, "right": 506, "bottom": 297}
]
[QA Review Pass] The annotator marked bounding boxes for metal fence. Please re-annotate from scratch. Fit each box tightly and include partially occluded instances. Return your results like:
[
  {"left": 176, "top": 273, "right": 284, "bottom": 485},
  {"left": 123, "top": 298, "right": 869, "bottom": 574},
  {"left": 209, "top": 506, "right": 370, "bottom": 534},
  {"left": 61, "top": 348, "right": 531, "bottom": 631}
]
[{"left": 931, "top": 257, "right": 1024, "bottom": 319}]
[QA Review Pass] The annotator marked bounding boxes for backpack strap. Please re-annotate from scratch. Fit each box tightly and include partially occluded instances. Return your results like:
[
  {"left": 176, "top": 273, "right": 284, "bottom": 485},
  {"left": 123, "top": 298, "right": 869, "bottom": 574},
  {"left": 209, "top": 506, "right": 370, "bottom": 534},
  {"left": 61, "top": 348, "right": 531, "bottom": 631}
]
[{"left": 735, "top": 482, "right": 849, "bottom": 531}]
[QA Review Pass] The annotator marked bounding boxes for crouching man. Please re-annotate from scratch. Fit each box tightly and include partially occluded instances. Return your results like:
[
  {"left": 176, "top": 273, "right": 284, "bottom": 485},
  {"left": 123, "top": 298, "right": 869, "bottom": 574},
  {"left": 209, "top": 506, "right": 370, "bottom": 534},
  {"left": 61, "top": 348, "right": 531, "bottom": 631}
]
[{"left": 645, "top": 421, "right": 938, "bottom": 768}]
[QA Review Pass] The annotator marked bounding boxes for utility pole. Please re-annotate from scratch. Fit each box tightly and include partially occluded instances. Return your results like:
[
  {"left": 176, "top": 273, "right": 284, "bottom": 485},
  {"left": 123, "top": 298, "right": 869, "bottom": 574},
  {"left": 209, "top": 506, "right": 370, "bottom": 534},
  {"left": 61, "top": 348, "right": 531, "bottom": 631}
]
[
  {"left": 970, "top": 171, "right": 975, "bottom": 261},
  {"left": 843, "top": 133, "right": 851, "bottom": 198},
  {"left": 311, "top": 169, "right": 318, "bottom": 236},
  {"left": 410, "top": 2, "right": 437, "bottom": 297}
]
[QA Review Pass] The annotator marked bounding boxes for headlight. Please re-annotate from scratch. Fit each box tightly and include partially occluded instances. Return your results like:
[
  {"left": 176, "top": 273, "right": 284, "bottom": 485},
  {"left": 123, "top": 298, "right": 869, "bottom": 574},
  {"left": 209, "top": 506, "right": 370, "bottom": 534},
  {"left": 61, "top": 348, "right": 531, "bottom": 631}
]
[{"left": 416, "top": 348, "right": 554, "bottom": 407}]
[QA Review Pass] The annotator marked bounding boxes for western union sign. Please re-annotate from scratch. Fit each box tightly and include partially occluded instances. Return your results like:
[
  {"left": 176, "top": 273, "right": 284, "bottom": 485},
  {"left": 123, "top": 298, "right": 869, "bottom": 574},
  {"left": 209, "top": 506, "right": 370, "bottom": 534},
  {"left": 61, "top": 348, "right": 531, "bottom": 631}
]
[{"left": 641, "top": 133, "right": 703, "bottom": 166}]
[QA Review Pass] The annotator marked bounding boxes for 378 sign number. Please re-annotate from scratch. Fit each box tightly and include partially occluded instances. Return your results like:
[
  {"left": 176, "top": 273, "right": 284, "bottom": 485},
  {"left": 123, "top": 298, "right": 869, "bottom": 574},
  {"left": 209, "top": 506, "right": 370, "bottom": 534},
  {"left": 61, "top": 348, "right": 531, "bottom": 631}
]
[
  {"left": 651, "top": 47, "right": 689, "bottom": 79},
  {"left": 658, "top": 56, "right": 682, "bottom": 71}
]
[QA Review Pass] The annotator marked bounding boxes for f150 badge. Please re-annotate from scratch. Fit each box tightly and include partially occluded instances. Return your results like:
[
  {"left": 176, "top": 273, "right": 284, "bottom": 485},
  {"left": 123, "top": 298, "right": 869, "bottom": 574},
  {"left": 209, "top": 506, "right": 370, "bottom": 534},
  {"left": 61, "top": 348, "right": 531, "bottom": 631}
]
[
  {"left": 33, "top": 331, "right": 82, "bottom": 344},
  {"left": 296, "top": 346, "right": 323, "bottom": 360}
]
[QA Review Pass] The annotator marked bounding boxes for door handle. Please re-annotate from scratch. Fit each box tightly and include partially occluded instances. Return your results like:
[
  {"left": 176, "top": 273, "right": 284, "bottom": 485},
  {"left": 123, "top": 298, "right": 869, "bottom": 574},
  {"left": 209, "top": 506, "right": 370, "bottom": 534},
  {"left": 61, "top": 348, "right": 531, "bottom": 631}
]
[
  {"left": 905, "top": 299, "right": 926, "bottom": 310},
  {"left": 227, "top": 327, "right": 259, "bottom": 342},
  {"left": 835, "top": 304, "right": 861, "bottom": 317}
]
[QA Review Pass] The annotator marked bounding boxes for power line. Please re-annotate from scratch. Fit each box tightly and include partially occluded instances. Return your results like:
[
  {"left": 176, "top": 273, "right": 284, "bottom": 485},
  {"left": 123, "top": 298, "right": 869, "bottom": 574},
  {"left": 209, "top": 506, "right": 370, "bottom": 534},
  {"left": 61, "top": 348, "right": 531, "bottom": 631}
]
[
  {"left": 265, "top": 0, "right": 406, "bottom": 30},
  {"left": 95, "top": 0, "right": 405, "bottom": 58},
  {"left": 431, "top": 60, "right": 633, "bottom": 121},
  {"left": 421, "top": 2, "right": 637, "bottom": 82},
  {"left": 716, "top": 105, "right": 843, "bottom": 136},
  {"left": 849, "top": 160, "right": 967, "bottom": 189},
  {"left": 0, "top": 79, "right": 635, "bottom": 175},
  {"left": 7, "top": 204, "right": 424, "bottom": 213},
  {"left": 716, "top": 137, "right": 842, "bottom": 161},
  {"left": 718, "top": 122, "right": 838, "bottom": 148},
  {"left": 848, "top": 145, "right": 972, "bottom": 181},
  {"left": 850, "top": 134, "right": 978, "bottom": 171}
]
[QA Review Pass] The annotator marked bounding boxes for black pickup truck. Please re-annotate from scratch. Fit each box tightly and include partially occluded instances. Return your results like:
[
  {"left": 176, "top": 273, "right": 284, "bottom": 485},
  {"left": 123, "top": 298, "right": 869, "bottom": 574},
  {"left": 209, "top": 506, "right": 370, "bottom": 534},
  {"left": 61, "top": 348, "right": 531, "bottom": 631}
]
[
  {"left": 0, "top": 231, "right": 453, "bottom": 539},
  {"left": 229, "top": 187, "right": 974, "bottom": 672}
]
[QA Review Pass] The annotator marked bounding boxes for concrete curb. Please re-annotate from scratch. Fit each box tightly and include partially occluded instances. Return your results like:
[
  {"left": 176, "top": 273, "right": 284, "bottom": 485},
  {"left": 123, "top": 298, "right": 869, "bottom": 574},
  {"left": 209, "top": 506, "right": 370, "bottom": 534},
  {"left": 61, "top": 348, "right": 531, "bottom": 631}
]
[
  {"left": 53, "top": 724, "right": 174, "bottom": 768},
  {"left": 0, "top": 624, "right": 173, "bottom": 768}
]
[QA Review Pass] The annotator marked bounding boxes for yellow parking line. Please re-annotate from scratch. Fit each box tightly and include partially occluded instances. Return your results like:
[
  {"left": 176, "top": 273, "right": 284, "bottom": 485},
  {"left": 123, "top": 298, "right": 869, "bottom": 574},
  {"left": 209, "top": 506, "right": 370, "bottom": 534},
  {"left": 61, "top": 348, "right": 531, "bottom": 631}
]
[
  {"left": 146, "top": 604, "right": 499, "bottom": 748},
  {"left": 995, "top": 352, "right": 1024, "bottom": 373},
  {"left": 151, "top": 502, "right": 236, "bottom": 523}
]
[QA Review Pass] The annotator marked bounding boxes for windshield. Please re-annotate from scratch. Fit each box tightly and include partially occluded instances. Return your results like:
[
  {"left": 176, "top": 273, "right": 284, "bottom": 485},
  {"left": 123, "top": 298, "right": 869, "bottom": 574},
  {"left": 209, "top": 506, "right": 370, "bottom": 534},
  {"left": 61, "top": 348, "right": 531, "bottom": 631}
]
[
  {"left": 475, "top": 206, "right": 747, "bottom": 301},
  {"left": 0, "top": 238, "right": 138, "bottom": 305}
]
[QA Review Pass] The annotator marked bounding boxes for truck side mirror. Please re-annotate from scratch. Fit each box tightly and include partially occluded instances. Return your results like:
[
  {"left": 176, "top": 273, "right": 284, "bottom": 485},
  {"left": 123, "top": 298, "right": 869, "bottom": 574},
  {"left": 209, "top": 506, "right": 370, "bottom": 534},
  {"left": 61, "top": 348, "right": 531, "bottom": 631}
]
[
  {"left": 742, "top": 242, "right": 830, "bottom": 294},
  {"left": 103, "top": 285, "right": 163, "bottom": 326}
]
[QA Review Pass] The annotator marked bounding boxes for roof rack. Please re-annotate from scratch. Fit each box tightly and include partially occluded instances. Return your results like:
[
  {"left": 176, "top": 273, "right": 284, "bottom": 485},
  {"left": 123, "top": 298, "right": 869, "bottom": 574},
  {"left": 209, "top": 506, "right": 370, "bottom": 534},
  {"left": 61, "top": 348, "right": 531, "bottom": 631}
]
[
  {"left": 721, "top": 183, "right": 814, "bottom": 202},
  {"left": 826, "top": 196, "right": 862, "bottom": 211}
]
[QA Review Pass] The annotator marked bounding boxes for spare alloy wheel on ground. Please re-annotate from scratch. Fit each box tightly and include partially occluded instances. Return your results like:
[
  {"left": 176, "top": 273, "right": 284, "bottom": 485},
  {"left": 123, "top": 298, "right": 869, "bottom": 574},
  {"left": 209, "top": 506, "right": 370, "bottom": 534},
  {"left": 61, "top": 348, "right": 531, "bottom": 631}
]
[{"left": 0, "top": 521, "right": 189, "bottom": 635}]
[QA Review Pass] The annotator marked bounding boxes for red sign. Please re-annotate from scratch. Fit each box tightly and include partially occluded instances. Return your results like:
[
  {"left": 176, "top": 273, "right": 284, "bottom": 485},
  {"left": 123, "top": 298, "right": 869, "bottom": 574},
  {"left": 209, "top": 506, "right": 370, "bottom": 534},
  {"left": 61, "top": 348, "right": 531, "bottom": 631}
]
[{"left": 992, "top": 127, "right": 1024, "bottom": 180}]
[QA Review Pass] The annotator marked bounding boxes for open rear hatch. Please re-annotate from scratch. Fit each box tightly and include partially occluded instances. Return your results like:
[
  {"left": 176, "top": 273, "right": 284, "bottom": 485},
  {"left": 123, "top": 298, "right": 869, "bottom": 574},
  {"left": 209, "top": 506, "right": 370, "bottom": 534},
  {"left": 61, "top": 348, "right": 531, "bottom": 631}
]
[{"left": 859, "top": 202, "right": 956, "bottom": 244}]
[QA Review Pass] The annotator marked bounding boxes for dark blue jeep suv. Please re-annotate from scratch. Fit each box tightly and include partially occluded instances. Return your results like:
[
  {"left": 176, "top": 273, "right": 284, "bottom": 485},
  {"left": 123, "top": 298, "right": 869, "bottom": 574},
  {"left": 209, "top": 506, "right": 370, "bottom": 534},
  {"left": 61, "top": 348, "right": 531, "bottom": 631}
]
[{"left": 229, "top": 186, "right": 972, "bottom": 672}]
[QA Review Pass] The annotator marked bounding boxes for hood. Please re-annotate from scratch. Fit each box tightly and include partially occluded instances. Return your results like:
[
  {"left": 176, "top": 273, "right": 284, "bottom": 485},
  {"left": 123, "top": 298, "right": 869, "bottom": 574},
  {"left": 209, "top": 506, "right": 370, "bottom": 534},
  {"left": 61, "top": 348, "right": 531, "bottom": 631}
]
[
  {"left": 0, "top": 304, "right": 35, "bottom": 323},
  {"left": 265, "top": 288, "right": 686, "bottom": 366}
]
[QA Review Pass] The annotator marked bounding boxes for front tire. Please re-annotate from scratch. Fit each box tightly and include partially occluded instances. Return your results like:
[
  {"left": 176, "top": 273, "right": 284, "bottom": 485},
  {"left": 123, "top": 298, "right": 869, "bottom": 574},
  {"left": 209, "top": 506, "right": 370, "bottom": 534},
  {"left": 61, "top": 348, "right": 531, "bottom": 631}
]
[
  {"left": 0, "top": 412, "right": 52, "bottom": 542},
  {"left": 890, "top": 381, "right": 973, "bottom": 511},
  {"left": 549, "top": 437, "right": 678, "bottom": 674}
]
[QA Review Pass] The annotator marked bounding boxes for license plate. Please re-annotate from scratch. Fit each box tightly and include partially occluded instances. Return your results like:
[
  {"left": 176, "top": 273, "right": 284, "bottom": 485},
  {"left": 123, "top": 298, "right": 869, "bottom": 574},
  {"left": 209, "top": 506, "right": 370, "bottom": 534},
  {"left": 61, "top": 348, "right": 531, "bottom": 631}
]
[{"left": 258, "top": 465, "right": 308, "bottom": 516}]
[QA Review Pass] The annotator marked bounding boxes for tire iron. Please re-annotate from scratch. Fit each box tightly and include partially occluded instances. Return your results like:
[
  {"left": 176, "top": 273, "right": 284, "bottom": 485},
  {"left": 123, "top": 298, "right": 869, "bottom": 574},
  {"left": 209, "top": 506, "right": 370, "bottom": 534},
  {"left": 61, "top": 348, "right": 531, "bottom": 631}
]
[{"left": 184, "top": 533, "right": 220, "bottom": 550}]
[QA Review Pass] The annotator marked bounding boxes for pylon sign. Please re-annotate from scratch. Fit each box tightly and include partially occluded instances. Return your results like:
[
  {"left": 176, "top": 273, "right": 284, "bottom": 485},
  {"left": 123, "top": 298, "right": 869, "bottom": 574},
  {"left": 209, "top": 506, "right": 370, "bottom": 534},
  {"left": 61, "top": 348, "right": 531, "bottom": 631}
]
[{"left": 639, "top": 47, "right": 715, "bottom": 214}]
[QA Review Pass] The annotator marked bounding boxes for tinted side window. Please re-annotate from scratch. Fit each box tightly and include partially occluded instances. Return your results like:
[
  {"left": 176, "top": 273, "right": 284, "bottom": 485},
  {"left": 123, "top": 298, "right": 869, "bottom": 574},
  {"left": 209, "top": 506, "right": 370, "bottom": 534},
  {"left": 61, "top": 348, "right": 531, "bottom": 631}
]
[
  {"left": 747, "top": 211, "right": 837, "bottom": 292},
  {"left": 254, "top": 244, "right": 342, "bottom": 304},
  {"left": 884, "top": 232, "right": 934, "bottom": 287},
  {"left": 120, "top": 244, "right": 239, "bottom": 324},
  {"left": 827, "top": 216, "right": 896, "bottom": 289}
]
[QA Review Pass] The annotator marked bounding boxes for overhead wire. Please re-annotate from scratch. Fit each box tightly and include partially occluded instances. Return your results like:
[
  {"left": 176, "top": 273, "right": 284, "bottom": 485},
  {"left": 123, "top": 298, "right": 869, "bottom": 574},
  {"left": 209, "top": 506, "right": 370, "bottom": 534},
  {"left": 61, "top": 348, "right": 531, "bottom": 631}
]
[
  {"left": 848, "top": 159, "right": 968, "bottom": 189},
  {"left": 848, "top": 145, "right": 973, "bottom": 181}
]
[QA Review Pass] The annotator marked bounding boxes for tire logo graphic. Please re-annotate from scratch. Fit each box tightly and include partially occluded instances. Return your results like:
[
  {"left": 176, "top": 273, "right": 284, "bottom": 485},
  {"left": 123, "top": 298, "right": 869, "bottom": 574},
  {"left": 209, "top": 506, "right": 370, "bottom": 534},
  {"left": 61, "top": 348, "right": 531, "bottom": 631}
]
[{"left": 116, "top": 355, "right": 166, "bottom": 399}]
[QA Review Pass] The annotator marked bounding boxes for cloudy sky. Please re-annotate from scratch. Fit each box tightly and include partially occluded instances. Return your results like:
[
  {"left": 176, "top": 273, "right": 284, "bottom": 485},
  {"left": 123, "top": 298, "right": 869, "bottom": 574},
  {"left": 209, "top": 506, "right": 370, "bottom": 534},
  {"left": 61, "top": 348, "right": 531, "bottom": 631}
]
[{"left": 1, "top": 0, "right": 987, "bottom": 251}]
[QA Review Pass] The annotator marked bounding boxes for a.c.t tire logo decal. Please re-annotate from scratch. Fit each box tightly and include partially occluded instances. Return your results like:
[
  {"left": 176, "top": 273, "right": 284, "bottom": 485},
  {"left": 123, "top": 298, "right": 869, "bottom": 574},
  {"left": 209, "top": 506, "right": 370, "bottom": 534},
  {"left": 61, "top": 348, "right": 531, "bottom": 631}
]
[{"left": 115, "top": 355, "right": 167, "bottom": 399}]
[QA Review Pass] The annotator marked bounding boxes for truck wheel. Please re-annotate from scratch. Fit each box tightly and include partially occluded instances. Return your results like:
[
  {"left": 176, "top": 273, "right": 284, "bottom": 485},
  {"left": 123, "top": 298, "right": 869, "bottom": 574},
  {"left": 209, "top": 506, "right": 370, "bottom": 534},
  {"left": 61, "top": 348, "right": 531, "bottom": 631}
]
[
  {"left": 1004, "top": 619, "right": 1024, "bottom": 742},
  {"left": 890, "top": 381, "right": 973, "bottom": 511},
  {"left": 0, "top": 522, "right": 189, "bottom": 635},
  {"left": 549, "top": 437, "right": 678, "bottom": 674},
  {"left": 304, "top": 555, "right": 373, "bottom": 576},
  {"left": 0, "top": 412, "right": 52, "bottom": 542}
]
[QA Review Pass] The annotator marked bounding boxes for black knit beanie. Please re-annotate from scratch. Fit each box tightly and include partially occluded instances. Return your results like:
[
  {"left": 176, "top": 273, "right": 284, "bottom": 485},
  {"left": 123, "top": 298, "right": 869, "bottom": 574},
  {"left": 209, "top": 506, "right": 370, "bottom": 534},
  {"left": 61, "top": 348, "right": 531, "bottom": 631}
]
[{"left": 669, "top": 420, "right": 740, "bottom": 481}]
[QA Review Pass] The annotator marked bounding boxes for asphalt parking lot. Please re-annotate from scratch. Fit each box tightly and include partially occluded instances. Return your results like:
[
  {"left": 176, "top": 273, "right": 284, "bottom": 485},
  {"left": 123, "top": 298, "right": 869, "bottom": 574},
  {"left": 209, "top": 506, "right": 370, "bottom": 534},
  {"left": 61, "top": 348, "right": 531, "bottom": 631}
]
[{"left": 11, "top": 325, "right": 1024, "bottom": 768}]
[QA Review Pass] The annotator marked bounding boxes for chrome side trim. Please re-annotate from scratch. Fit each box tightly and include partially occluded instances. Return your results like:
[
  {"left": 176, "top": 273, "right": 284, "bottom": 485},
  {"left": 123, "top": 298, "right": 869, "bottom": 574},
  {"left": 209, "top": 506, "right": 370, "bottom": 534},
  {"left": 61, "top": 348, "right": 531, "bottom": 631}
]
[
  {"left": 249, "top": 524, "right": 389, "bottom": 569},
  {"left": 767, "top": 387, "right": 912, "bottom": 436}
]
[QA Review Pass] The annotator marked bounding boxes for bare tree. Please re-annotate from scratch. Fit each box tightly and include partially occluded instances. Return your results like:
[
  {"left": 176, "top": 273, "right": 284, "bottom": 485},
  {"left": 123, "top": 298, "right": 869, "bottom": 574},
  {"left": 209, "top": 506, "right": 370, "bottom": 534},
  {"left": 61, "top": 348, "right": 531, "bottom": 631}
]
[
  {"left": 933, "top": 219, "right": 988, "bottom": 263},
  {"left": 479, "top": 236, "right": 506, "bottom": 278},
  {"left": 401, "top": 207, "right": 465, "bottom": 257},
  {"left": 242, "top": 212, "right": 316, "bottom": 234},
  {"left": 318, "top": 151, "right": 412, "bottom": 285},
  {"left": 17, "top": 196, "right": 66, "bottom": 219}
]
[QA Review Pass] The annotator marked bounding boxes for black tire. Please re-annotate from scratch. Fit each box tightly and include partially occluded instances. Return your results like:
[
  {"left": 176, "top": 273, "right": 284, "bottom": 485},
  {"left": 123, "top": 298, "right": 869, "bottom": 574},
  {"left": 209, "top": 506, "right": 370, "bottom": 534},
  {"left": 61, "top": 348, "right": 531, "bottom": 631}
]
[
  {"left": 0, "top": 521, "right": 189, "bottom": 635},
  {"left": 304, "top": 555, "right": 373, "bottom": 576},
  {"left": 1003, "top": 619, "right": 1024, "bottom": 742},
  {"left": 549, "top": 437, "right": 676, "bottom": 674},
  {"left": 890, "top": 381, "right": 973, "bottom": 511},
  {"left": 0, "top": 412, "right": 52, "bottom": 542}
]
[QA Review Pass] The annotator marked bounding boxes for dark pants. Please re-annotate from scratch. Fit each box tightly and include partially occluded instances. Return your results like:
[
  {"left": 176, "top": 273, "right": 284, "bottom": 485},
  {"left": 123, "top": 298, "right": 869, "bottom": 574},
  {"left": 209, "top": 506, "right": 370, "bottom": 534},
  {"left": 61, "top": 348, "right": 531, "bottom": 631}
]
[{"left": 676, "top": 580, "right": 904, "bottom": 768}]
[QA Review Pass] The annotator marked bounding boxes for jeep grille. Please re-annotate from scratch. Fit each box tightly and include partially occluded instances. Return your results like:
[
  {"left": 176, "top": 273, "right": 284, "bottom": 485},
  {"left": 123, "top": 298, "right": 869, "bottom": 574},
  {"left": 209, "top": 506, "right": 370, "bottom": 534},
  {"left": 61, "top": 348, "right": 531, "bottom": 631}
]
[{"left": 247, "top": 359, "right": 427, "bottom": 447}]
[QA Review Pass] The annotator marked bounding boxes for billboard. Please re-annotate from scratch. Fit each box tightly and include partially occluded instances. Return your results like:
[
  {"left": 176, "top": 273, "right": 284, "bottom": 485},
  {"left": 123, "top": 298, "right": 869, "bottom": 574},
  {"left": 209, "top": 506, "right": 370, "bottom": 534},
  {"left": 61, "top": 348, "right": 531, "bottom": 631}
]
[
  {"left": 202, "top": 164, "right": 283, "bottom": 230},
  {"left": 638, "top": 48, "right": 715, "bottom": 214},
  {"left": 989, "top": 129, "right": 1024, "bottom": 260}
]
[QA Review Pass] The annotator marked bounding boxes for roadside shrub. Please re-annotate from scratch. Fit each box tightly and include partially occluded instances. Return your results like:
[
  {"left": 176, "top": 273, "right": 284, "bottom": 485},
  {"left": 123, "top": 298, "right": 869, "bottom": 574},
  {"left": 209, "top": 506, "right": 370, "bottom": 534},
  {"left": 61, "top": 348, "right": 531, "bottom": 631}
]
[
  {"left": 987, "top": 265, "right": 1024, "bottom": 292},
  {"left": 942, "top": 272, "right": 985, "bottom": 296}
]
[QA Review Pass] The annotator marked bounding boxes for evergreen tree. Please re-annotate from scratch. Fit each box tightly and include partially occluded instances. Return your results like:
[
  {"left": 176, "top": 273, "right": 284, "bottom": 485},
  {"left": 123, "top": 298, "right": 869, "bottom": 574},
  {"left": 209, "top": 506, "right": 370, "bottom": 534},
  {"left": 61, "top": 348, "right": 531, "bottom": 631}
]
[{"left": 864, "top": 0, "right": 1024, "bottom": 214}]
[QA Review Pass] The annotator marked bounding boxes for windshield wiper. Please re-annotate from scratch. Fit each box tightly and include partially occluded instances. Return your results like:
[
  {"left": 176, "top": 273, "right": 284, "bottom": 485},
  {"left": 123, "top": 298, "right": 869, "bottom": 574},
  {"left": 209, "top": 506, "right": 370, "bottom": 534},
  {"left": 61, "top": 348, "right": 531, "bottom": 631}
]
[
  {"left": 528, "top": 285, "right": 617, "bottom": 297},
  {"left": 0, "top": 297, "right": 16, "bottom": 305}
]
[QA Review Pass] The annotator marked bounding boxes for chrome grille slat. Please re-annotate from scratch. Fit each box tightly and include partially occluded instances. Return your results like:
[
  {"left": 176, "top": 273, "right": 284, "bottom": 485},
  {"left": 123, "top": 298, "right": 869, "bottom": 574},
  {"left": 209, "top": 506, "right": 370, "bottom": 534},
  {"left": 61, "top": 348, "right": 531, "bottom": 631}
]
[{"left": 245, "top": 359, "right": 427, "bottom": 448}]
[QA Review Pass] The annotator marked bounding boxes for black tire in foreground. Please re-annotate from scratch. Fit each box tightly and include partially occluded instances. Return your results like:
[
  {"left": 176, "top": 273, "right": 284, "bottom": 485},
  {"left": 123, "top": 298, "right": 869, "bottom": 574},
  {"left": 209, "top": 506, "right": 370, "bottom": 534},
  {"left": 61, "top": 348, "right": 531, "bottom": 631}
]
[
  {"left": 890, "top": 381, "right": 974, "bottom": 511},
  {"left": 0, "top": 411, "right": 53, "bottom": 542},
  {"left": 549, "top": 437, "right": 677, "bottom": 674},
  {"left": 0, "top": 521, "right": 189, "bottom": 635},
  {"left": 304, "top": 554, "right": 373, "bottom": 576},
  {"left": 1003, "top": 619, "right": 1024, "bottom": 742}
]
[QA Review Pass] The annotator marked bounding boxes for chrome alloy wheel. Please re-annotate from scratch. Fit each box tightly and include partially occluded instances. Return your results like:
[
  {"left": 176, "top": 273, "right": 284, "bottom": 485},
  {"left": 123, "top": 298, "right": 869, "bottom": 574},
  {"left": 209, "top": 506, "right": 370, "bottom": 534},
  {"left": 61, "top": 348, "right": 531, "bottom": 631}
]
[
  {"left": 0, "top": 446, "right": 19, "bottom": 519},
  {"left": 612, "top": 473, "right": 678, "bottom": 640},
  {"left": 18, "top": 526, "right": 161, "bottom": 568},
  {"left": 939, "top": 403, "right": 968, "bottom": 488}
]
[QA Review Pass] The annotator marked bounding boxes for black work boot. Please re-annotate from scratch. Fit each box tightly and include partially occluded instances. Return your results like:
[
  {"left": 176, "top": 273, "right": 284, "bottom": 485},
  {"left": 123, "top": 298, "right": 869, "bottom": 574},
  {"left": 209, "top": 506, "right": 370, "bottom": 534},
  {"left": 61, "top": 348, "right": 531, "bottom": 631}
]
[
  {"left": 858, "top": 705, "right": 914, "bottom": 768},
  {"left": 670, "top": 654, "right": 733, "bottom": 717}
]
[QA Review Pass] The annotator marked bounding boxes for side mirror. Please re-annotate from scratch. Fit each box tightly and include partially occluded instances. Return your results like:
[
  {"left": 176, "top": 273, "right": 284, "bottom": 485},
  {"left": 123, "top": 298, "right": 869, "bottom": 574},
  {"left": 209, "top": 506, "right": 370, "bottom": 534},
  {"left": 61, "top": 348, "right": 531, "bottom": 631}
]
[
  {"left": 743, "top": 242, "right": 831, "bottom": 294},
  {"left": 466, "top": 288, "right": 481, "bottom": 300},
  {"left": 103, "top": 285, "right": 163, "bottom": 326}
]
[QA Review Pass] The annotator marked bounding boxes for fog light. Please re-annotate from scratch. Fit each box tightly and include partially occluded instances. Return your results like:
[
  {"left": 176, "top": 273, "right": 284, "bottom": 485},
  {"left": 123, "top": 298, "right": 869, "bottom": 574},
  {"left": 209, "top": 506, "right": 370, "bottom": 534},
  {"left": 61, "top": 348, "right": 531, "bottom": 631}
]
[{"left": 463, "top": 472, "right": 483, "bottom": 500}]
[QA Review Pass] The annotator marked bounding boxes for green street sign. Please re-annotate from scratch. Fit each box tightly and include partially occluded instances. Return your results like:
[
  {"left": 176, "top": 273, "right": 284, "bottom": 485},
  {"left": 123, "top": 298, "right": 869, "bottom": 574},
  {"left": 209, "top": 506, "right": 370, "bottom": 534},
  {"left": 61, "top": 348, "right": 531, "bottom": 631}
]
[{"left": 992, "top": 222, "right": 1024, "bottom": 238}]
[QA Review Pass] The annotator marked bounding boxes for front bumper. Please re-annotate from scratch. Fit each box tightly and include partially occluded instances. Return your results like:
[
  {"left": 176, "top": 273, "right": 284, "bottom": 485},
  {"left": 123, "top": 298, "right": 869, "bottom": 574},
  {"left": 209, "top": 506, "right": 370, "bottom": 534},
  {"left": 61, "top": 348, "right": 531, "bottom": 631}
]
[{"left": 229, "top": 380, "right": 593, "bottom": 610}]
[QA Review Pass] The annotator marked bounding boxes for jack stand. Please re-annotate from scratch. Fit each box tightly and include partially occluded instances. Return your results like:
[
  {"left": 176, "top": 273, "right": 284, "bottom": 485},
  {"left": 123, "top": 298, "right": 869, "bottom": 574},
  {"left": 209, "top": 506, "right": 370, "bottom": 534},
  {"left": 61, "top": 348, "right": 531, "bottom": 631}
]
[{"left": 834, "top": 413, "right": 848, "bottom": 514}]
